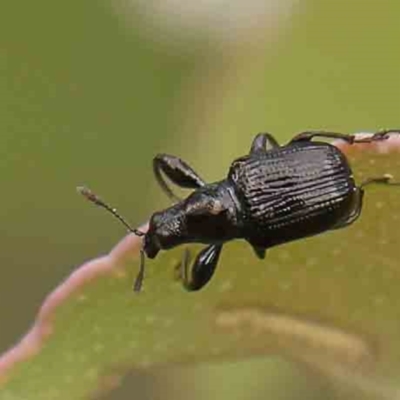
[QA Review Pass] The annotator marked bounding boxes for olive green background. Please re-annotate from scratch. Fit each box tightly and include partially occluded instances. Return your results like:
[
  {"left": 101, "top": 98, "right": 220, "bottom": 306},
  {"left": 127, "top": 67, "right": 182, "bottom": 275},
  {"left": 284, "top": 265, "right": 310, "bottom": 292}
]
[{"left": 1, "top": 0, "right": 400, "bottom": 399}]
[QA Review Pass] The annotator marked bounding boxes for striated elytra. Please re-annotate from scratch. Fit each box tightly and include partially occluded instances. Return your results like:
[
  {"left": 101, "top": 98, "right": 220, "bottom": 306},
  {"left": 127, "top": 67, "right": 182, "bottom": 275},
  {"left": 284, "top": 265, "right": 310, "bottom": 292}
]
[{"left": 79, "top": 130, "right": 400, "bottom": 292}]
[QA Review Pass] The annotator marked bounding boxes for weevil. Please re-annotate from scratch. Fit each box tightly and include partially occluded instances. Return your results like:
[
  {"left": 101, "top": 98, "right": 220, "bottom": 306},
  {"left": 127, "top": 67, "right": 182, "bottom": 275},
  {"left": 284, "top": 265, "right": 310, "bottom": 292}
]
[{"left": 78, "top": 130, "right": 400, "bottom": 292}]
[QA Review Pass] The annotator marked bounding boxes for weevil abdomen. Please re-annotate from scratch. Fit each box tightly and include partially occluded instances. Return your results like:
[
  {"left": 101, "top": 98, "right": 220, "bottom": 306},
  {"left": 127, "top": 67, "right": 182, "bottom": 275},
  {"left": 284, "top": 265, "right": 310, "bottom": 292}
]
[{"left": 229, "top": 141, "right": 357, "bottom": 248}]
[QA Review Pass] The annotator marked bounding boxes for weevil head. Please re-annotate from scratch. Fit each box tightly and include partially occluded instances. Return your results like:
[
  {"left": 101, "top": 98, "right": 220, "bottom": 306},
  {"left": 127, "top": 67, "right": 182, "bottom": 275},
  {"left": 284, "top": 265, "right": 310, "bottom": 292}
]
[
  {"left": 143, "top": 182, "right": 240, "bottom": 258},
  {"left": 143, "top": 202, "right": 185, "bottom": 259}
]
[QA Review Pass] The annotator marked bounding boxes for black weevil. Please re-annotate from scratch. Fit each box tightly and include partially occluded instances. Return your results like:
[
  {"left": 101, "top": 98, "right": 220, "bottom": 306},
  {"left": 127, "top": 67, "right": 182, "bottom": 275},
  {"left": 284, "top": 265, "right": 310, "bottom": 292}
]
[{"left": 79, "top": 130, "right": 400, "bottom": 292}]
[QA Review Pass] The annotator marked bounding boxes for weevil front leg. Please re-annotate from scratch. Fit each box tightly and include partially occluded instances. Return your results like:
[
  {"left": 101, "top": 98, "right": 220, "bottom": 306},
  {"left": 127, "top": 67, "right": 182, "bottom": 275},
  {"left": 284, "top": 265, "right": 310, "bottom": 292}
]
[
  {"left": 182, "top": 244, "right": 223, "bottom": 291},
  {"left": 153, "top": 154, "right": 206, "bottom": 202},
  {"left": 290, "top": 129, "right": 400, "bottom": 145},
  {"left": 133, "top": 248, "right": 146, "bottom": 292},
  {"left": 250, "top": 132, "right": 280, "bottom": 154}
]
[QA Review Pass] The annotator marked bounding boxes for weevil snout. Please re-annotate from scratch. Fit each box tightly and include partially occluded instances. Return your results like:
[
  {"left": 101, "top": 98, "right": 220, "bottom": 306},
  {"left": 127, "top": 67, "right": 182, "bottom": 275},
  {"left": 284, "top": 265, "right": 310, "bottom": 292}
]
[{"left": 142, "top": 232, "right": 160, "bottom": 259}]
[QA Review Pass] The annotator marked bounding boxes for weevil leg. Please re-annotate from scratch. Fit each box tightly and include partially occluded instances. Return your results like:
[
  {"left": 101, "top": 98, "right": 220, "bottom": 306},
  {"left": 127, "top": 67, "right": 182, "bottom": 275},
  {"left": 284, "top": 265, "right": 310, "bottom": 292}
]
[
  {"left": 290, "top": 129, "right": 400, "bottom": 145},
  {"left": 331, "top": 189, "right": 364, "bottom": 230},
  {"left": 153, "top": 154, "right": 206, "bottom": 202},
  {"left": 250, "top": 132, "right": 280, "bottom": 154},
  {"left": 133, "top": 248, "right": 146, "bottom": 292},
  {"left": 251, "top": 244, "right": 266, "bottom": 259},
  {"left": 182, "top": 244, "right": 223, "bottom": 291},
  {"left": 359, "top": 174, "right": 400, "bottom": 189},
  {"left": 332, "top": 174, "right": 400, "bottom": 230},
  {"left": 175, "top": 247, "right": 191, "bottom": 281}
]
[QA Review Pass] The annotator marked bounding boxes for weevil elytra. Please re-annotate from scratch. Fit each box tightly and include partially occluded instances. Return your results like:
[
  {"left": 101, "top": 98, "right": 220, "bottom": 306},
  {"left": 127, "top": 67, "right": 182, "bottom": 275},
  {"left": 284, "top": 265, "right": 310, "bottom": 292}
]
[{"left": 79, "top": 130, "right": 400, "bottom": 292}]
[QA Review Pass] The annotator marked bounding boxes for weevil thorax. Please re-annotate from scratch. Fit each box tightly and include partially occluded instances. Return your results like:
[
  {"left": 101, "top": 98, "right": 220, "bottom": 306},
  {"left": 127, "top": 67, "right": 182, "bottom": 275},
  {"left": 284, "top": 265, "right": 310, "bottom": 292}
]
[{"left": 143, "top": 181, "right": 241, "bottom": 258}]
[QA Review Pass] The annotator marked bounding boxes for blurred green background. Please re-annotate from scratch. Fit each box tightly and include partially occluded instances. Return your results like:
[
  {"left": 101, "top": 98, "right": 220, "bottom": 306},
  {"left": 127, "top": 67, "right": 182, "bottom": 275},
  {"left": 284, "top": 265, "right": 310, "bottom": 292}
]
[{"left": 1, "top": 0, "right": 400, "bottom": 398}]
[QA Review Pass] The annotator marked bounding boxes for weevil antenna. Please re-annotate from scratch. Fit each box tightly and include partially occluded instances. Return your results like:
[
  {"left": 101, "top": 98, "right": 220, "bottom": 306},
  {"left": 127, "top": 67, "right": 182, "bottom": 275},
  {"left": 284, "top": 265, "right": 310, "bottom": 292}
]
[{"left": 77, "top": 186, "right": 145, "bottom": 237}]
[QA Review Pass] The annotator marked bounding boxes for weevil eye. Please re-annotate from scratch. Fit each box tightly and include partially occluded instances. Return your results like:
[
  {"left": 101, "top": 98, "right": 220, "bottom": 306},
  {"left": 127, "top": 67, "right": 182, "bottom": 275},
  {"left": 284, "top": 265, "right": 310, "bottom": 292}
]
[{"left": 150, "top": 211, "right": 162, "bottom": 225}]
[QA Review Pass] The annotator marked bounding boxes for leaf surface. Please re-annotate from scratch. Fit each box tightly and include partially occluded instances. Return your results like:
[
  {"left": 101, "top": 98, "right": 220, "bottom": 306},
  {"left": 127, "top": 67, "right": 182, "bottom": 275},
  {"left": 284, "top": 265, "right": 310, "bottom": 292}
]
[{"left": 1, "top": 138, "right": 400, "bottom": 400}]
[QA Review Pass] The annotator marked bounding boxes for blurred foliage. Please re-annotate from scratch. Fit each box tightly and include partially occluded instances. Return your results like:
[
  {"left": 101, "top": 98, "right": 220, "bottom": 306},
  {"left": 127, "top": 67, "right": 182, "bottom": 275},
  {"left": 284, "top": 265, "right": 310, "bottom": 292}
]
[
  {"left": 1, "top": 0, "right": 400, "bottom": 399},
  {"left": 0, "top": 0, "right": 199, "bottom": 354}
]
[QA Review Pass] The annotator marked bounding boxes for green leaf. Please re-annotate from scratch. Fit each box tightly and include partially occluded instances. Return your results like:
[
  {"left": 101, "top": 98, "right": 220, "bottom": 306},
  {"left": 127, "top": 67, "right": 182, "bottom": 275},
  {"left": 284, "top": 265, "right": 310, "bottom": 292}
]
[{"left": 1, "top": 139, "right": 400, "bottom": 400}]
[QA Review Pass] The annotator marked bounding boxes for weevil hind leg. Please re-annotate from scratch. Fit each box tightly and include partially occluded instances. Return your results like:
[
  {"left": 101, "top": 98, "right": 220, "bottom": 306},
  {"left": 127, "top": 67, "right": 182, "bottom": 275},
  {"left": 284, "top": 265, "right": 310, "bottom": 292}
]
[
  {"left": 250, "top": 132, "right": 280, "bottom": 154},
  {"left": 290, "top": 131, "right": 356, "bottom": 144},
  {"left": 182, "top": 244, "right": 223, "bottom": 291},
  {"left": 331, "top": 174, "right": 400, "bottom": 231},
  {"left": 331, "top": 189, "right": 364, "bottom": 230},
  {"left": 290, "top": 129, "right": 400, "bottom": 145},
  {"left": 359, "top": 174, "right": 400, "bottom": 189},
  {"left": 153, "top": 154, "right": 206, "bottom": 202}
]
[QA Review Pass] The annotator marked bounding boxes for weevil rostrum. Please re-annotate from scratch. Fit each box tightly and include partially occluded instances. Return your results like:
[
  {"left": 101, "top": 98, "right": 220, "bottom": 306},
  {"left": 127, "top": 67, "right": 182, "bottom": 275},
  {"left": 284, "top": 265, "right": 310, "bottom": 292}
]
[{"left": 79, "top": 130, "right": 400, "bottom": 292}]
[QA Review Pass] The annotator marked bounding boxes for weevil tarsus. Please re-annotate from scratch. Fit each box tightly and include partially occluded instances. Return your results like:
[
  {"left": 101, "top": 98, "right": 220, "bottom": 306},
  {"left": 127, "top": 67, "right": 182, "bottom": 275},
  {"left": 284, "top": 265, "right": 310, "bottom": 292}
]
[{"left": 360, "top": 174, "right": 400, "bottom": 189}]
